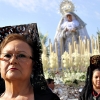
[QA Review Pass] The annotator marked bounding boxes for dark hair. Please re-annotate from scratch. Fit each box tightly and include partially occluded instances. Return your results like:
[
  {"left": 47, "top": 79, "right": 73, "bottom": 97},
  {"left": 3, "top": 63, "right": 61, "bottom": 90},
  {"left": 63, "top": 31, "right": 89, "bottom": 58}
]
[
  {"left": 46, "top": 78, "right": 54, "bottom": 84},
  {"left": 79, "top": 55, "right": 100, "bottom": 100},
  {"left": 0, "top": 23, "right": 48, "bottom": 94}
]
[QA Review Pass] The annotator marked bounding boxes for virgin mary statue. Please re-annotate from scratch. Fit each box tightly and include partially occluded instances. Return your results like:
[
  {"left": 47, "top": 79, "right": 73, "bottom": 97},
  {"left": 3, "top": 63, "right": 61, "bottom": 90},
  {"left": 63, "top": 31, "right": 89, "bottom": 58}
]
[{"left": 54, "top": 0, "right": 90, "bottom": 67}]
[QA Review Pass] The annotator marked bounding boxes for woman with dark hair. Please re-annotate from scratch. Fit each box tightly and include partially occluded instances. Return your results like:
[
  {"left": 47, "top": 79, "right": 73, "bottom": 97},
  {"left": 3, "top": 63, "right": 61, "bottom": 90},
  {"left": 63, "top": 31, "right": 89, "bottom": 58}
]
[
  {"left": 79, "top": 55, "right": 100, "bottom": 100},
  {"left": 0, "top": 23, "right": 60, "bottom": 100}
]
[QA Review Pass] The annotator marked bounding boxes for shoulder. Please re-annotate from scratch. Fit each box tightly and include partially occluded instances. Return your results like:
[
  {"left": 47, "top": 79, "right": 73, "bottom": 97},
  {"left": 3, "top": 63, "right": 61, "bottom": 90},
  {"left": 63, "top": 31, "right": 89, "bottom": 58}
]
[{"left": 52, "top": 93, "right": 60, "bottom": 100}]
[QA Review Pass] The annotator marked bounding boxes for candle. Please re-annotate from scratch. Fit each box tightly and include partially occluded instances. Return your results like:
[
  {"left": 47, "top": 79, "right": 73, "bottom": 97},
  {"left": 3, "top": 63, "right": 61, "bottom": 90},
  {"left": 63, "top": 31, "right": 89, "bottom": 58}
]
[
  {"left": 68, "top": 42, "right": 70, "bottom": 54},
  {"left": 84, "top": 36, "right": 86, "bottom": 50},
  {"left": 87, "top": 39, "right": 90, "bottom": 53},
  {"left": 76, "top": 44, "right": 78, "bottom": 53},
  {"left": 44, "top": 46, "right": 47, "bottom": 55},
  {"left": 80, "top": 40, "right": 82, "bottom": 55},
  {"left": 55, "top": 39, "right": 58, "bottom": 55},
  {"left": 72, "top": 35, "right": 74, "bottom": 53},
  {"left": 49, "top": 43, "right": 52, "bottom": 54},
  {"left": 91, "top": 36, "right": 94, "bottom": 54},
  {"left": 79, "top": 36, "right": 81, "bottom": 54},
  {"left": 60, "top": 38, "right": 63, "bottom": 55},
  {"left": 74, "top": 41, "right": 76, "bottom": 52},
  {"left": 97, "top": 34, "right": 100, "bottom": 52}
]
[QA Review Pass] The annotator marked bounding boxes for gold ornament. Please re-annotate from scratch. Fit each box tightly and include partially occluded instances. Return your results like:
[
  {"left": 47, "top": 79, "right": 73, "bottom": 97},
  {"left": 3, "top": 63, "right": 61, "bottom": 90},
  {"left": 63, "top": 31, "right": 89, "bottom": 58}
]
[{"left": 60, "top": 0, "right": 75, "bottom": 15}]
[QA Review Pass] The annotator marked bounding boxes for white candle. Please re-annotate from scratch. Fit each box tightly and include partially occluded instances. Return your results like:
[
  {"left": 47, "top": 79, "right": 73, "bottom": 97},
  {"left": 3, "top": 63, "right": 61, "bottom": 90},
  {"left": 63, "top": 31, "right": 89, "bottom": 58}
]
[
  {"left": 87, "top": 39, "right": 90, "bottom": 53},
  {"left": 68, "top": 43, "right": 70, "bottom": 55},
  {"left": 80, "top": 40, "right": 82, "bottom": 55},
  {"left": 97, "top": 34, "right": 100, "bottom": 52},
  {"left": 44, "top": 46, "right": 47, "bottom": 55},
  {"left": 49, "top": 43, "right": 52, "bottom": 54},
  {"left": 74, "top": 41, "right": 76, "bottom": 52},
  {"left": 72, "top": 35, "right": 74, "bottom": 53},
  {"left": 55, "top": 39, "right": 58, "bottom": 55},
  {"left": 91, "top": 36, "right": 94, "bottom": 54},
  {"left": 60, "top": 38, "right": 63, "bottom": 55}
]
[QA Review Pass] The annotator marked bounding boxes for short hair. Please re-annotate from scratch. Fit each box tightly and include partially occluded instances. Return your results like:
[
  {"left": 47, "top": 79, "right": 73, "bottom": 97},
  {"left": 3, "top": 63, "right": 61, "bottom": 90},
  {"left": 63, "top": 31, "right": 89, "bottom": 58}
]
[
  {"left": 0, "top": 34, "right": 34, "bottom": 55},
  {"left": 0, "top": 23, "right": 48, "bottom": 94},
  {"left": 46, "top": 78, "right": 54, "bottom": 84}
]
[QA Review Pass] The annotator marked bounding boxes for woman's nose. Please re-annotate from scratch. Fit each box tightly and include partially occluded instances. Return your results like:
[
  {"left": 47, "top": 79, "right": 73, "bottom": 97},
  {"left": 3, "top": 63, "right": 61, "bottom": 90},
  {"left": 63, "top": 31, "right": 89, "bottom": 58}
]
[
  {"left": 9, "top": 55, "right": 18, "bottom": 64},
  {"left": 97, "top": 77, "right": 100, "bottom": 81}
]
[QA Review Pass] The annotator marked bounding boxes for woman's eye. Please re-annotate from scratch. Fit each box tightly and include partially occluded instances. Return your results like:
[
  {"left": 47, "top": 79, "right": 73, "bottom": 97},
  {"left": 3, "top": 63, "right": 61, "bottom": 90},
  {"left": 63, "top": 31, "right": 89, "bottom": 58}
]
[
  {"left": 95, "top": 76, "right": 99, "bottom": 79},
  {"left": 18, "top": 54, "right": 26, "bottom": 58},
  {"left": 4, "top": 54, "right": 11, "bottom": 58}
]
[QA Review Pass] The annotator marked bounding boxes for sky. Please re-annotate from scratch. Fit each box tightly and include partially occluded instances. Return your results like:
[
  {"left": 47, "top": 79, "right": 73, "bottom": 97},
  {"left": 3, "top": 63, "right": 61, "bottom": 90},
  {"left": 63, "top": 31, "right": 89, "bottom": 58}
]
[{"left": 0, "top": 0, "right": 100, "bottom": 44}]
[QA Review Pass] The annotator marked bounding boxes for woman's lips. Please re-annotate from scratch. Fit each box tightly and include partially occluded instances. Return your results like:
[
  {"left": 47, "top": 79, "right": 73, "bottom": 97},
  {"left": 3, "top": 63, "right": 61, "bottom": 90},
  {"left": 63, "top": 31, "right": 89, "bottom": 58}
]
[{"left": 9, "top": 68, "right": 18, "bottom": 70}]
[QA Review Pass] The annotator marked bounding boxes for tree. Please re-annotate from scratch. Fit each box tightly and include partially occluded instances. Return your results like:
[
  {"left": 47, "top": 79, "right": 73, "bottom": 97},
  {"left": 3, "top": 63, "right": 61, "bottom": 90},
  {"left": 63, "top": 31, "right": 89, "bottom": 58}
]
[
  {"left": 97, "top": 28, "right": 100, "bottom": 52},
  {"left": 38, "top": 29, "right": 48, "bottom": 45},
  {"left": 97, "top": 29, "right": 100, "bottom": 43},
  {"left": 38, "top": 29, "right": 50, "bottom": 56}
]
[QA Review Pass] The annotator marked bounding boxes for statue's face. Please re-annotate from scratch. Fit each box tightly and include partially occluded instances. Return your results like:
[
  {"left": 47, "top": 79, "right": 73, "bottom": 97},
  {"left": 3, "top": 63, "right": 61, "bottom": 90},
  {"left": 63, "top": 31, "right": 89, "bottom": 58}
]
[{"left": 67, "top": 14, "right": 72, "bottom": 22}]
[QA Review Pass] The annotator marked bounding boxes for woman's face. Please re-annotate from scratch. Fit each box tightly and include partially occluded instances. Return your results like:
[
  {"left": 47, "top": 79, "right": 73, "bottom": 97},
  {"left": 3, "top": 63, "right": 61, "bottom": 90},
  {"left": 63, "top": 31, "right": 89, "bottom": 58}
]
[
  {"left": 0, "top": 40, "right": 33, "bottom": 81},
  {"left": 67, "top": 14, "right": 72, "bottom": 22},
  {"left": 92, "top": 70, "right": 100, "bottom": 89}
]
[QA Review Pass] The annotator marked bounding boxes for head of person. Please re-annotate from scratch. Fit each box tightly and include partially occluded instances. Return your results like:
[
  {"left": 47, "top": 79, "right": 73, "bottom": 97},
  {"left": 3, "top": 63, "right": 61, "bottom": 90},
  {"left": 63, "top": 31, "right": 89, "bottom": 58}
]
[
  {"left": 64, "top": 12, "right": 75, "bottom": 22},
  {"left": 92, "top": 68, "right": 100, "bottom": 90},
  {"left": 0, "top": 24, "right": 47, "bottom": 94},
  {"left": 80, "top": 55, "right": 100, "bottom": 99},
  {"left": 66, "top": 14, "right": 72, "bottom": 22},
  {"left": 46, "top": 78, "right": 55, "bottom": 90},
  {"left": 0, "top": 34, "right": 34, "bottom": 82}
]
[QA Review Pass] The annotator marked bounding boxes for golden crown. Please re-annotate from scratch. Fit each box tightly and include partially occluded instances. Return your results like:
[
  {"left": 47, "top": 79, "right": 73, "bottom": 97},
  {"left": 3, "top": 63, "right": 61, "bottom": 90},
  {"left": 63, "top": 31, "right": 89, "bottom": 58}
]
[{"left": 60, "top": 0, "right": 75, "bottom": 15}]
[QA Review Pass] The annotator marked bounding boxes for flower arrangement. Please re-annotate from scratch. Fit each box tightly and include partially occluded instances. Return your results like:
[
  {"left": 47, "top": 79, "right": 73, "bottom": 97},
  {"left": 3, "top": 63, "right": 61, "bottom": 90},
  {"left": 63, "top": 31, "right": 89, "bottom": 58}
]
[{"left": 41, "top": 35, "right": 100, "bottom": 83}]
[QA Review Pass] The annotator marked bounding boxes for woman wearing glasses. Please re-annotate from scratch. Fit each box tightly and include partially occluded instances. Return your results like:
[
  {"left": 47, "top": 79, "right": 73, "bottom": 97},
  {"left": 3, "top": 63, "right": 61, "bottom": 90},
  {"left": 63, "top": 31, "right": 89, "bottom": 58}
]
[{"left": 0, "top": 24, "right": 60, "bottom": 100}]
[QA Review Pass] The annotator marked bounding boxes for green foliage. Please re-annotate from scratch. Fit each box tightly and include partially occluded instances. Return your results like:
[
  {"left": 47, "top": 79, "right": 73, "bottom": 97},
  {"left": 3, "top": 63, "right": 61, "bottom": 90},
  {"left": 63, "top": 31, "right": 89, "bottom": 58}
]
[
  {"left": 73, "top": 79, "right": 78, "bottom": 85},
  {"left": 79, "top": 74, "right": 86, "bottom": 80},
  {"left": 48, "top": 71, "right": 56, "bottom": 79},
  {"left": 97, "top": 28, "right": 100, "bottom": 43},
  {"left": 97, "top": 29, "right": 100, "bottom": 35},
  {"left": 38, "top": 30, "right": 48, "bottom": 44}
]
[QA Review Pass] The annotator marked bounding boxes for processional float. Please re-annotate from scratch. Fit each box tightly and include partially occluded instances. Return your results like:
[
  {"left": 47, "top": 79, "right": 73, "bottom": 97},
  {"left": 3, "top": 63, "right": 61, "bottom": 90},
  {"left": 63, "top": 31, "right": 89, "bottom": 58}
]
[{"left": 41, "top": 0, "right": 100, "bottom": 75}]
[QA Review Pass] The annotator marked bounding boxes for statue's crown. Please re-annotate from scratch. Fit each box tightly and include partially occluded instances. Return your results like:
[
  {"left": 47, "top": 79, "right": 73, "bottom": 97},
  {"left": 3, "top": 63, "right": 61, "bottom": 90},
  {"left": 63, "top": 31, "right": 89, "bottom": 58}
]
[{"left": 60, "top": 0, "right": 75, "bottom": 16}]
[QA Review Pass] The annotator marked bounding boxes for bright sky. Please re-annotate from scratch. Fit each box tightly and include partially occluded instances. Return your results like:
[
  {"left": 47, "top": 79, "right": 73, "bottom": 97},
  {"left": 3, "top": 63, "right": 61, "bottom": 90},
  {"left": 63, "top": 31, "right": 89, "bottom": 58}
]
[{"left": 0, "top": 0, "right": 100, "bottom": 44}]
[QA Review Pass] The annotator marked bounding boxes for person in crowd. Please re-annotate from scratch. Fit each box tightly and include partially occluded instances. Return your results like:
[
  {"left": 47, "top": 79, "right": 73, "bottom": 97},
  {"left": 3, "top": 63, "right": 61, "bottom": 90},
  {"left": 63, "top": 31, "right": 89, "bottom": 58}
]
[
  {"left": 46, "top": 78, "right": 60, "bottom": 99},
  {"left": 79, "top": 55, "right": 100, "bottom": 100},
  {"left": 0, "top": 23, "right": 60, "bottom": 100},
  {"left": 46, "top": 78, "right": 55, "bottom": 91}
]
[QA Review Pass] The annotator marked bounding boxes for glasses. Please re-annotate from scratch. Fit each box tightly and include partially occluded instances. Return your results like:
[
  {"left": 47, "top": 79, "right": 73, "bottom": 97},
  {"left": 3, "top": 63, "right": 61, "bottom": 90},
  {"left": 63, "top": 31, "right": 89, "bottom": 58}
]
[{"left": 0, "top": 52, "right": 33, "bottom": 62}]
